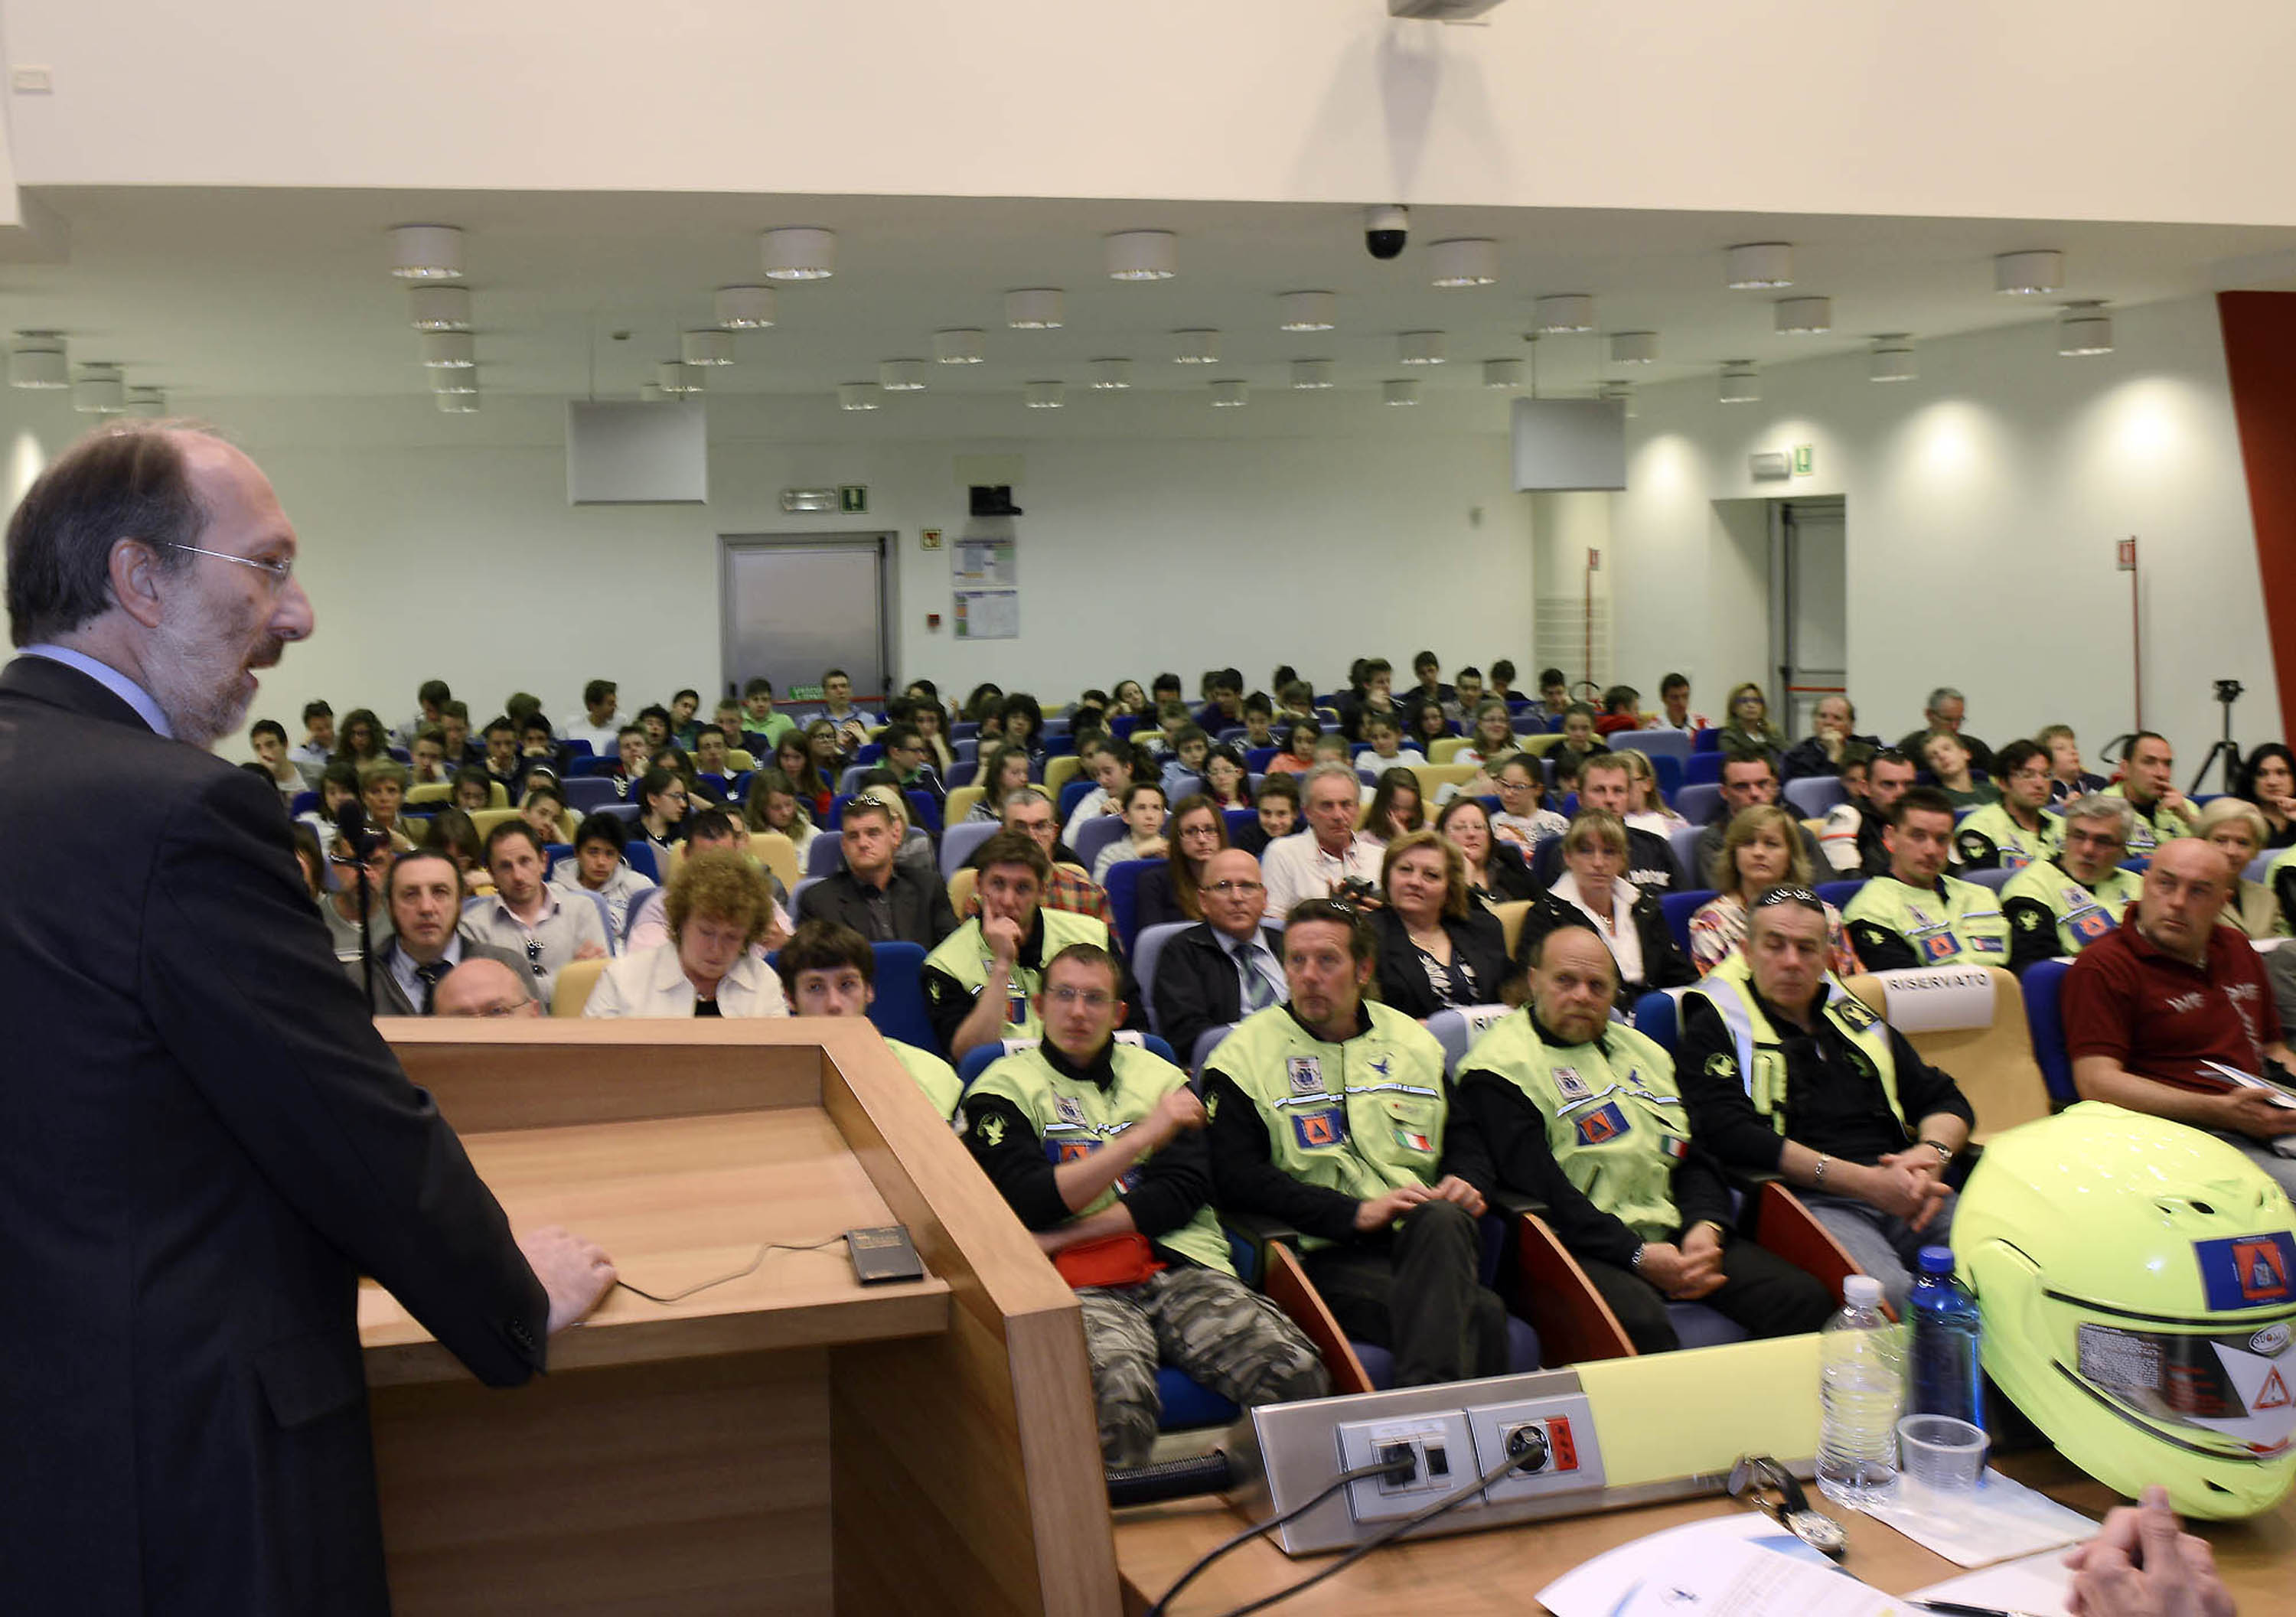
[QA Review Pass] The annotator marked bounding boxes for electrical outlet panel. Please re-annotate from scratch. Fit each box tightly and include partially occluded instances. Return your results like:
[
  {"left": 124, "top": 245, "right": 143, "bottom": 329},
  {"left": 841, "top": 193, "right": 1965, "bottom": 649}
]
[
  {"left": 1335, "top": 1410, "right": 1476, "bottom": 1524},
  {"left": 1461, "top": 1392, "right": 1606, "bottom": 1504}
]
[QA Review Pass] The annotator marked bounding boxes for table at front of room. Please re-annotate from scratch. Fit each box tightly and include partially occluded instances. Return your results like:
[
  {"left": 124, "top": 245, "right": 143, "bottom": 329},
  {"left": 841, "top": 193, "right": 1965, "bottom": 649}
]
[{"left": 1112, "top": 1449, "right": 2296, "bottom": 1615}]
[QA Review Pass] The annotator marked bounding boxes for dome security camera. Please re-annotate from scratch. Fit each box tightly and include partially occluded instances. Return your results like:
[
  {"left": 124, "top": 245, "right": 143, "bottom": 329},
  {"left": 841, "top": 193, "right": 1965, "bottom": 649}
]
[{"left": 1365, "top": 204, "right": 1408, "bottom": 260}]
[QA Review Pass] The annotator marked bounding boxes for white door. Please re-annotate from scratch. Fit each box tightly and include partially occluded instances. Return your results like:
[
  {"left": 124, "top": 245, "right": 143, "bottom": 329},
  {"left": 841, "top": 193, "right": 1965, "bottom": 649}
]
[
  {"left": 720, "top": 535, "right": 891, "bottom": 704},
  {"left": 1771, "top": 500, "right": 1847, "bottom": 739}
]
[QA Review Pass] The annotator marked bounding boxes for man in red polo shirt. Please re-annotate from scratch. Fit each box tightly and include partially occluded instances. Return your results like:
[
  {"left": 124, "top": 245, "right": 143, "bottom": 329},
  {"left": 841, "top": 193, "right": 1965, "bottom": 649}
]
[{"left": 2062, "top": 838, "right": 2296, "bottom": 1194}]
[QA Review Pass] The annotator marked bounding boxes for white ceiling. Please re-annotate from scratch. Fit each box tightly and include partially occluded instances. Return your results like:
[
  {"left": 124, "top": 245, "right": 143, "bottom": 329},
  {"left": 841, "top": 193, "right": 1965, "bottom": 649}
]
[{"left": 11, "top": 187, "right": 2296, "bottom": 404}]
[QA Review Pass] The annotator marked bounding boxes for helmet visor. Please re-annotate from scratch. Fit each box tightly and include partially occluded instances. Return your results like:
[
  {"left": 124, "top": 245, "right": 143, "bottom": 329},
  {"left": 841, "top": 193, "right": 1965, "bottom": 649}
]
[{"left": 2075, "top": 1319, "right": 2296, "bottom": 1458}]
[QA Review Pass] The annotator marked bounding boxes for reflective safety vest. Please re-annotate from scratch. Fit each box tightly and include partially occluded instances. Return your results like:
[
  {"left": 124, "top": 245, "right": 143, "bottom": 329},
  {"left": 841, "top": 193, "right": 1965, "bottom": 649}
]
[
  {"left": 1953, "top": 802, "right": 2062, "bottom": 872},
  {"left": 2000, "top": 859, "right": 2144, "bottom": 957},
  {"left": 1461, "top": 1012, "right": 1690, "bottom": 1243},
  {"left": 1210, "top": 1003, "right": 1449, "bottom": 1249},
  {"left": 889, "top": 1038, "right": 963, "bottom": 1120},
  {"left": 1844, "top": 873, "right": 2009, "bottom": 966},
  {"left": 923, "top": 908, "right": 1110, "bottom": 1043},
  {"left": 969, "top": 1042, "right": 1233, "bottom": 1273},
  {"left": 1685, "top": 954, "right": 1903, "bottom": 1136},
  {"left": 2104, "top": 784, "right": 2193, "bottom": 858}
]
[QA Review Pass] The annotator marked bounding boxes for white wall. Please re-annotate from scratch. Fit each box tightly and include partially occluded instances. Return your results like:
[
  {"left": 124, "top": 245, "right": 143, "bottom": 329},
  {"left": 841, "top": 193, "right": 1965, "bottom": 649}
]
[
  {"left": 0, "top": 386, "right": 1534, "bottom": 735},
  {"left": 1609, "top": 295, "right": 2279, "bottom": 766},
  {"left": 8, "top": 2, "right": 2296, "bottom": 225}
]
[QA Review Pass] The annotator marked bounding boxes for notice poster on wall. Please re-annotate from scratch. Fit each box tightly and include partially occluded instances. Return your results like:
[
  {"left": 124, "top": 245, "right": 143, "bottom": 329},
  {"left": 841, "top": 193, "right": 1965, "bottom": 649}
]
[
  {"left": 954, "top": 538, "right": 1016, "bottom": 588},
  {"left": 954, "top": 588, "right": 1019, "bottom": 640}
]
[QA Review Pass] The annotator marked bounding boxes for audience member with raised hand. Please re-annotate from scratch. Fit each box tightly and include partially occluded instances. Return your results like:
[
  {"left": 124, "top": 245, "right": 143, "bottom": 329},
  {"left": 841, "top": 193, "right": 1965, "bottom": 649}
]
[
  {"left": 1136, "top": 794, "right": 1228, "bottom": 930},
  {"left": 357, "top": 849, "right": 530, "bottom": 1016},
  {"left": 463, "top": 821, "right": 609, "bottom": 1001},
  {"left": 796, "top": 793, "right": 957, "bottom": 948},
  {"left": 583, "top": 848, "right": 788, "bottom": 1019},
  {"left": 1619, "top": 748, "right": 1690, "bottom": 837},
  {"left": 1261, "top": 761, "right": 1386, "bottom": 921},
  {"left": 777, "top": 920, "right": 960, "bottom": 1117},
  {"left": 1531, "top": 752, "right": 1684, "bottom": 894},
  {"left": 2001, "top": 794, "right": 2146, "bottom": 974},
  {"left": 2195, "top": 797, "right": 2280, "bottom": 939},
  {"left": 552, "top": 811, "right": 655, "bottom": 940},
  {"left": 1922, "top": 729, "right": 1996, "bottom": 810},
  {"left": 1950, "top": 737, "right": 2058, "bottom": 869},
  {"left": 1716, "top": 683, "right": 1784, "bottom": 761},
  {"left": 1093, "top": 782, "right": 1169, "bottom": 884},
  {"left": 634, "top": 766, "right": 689, "bottom": 853},
  {"left": 1436, "top": 797, "right": 1538, "bottom": 908},
  {"left": 332, "top": 706, "right": 389, "bottom": 768},
  {"left": 292, "top": 697, "right": 336, "bottom": 781},
  {"left": 1204, "top": 900, "right": 1513, "bottom": 1386},
  {"left": 2235, "top": 741, "right": 2296, "bottom": 849},
  {"left": 1688, "top": 804, "right": 1861, "bottom": 977},
  {"left": 2063, "top": 838, "right": 2296, "bottom": 1198},
  {"left": 1779, "top": 694, "right": 1874, "bottom": 782},
  {"left": 1490, "top": 753, "right": 1569, "bottom": 853},
  {"left": 1374, "top": 830, "right": 1512, "bottom": 1017},
  {"left": 1680, "top": 885, "right": 1974, "bottom": 1310},
  {"left": 925, "top": 830, "right": 1133, "bottom": 1058},
  {"left": 1844, "top": 787, "right": 2011, "bottom": 971},
  {"left": 1649, "top": 671, "right": 1707, "bottom": 735},
  {"left": 1239, "top": 773, "right": 1298, "bottom": 857},
  {"left": 1456, "top": 924, "right": 1836, "bottom": 1353},
  {"left": 1820, "top": 745, "right": 1913, "bottom": 875},
  {"left": 1363, "top": 766, "right": 1424, "bottom": 846},
  {"left": 1515, "top": 810, "right": 1694, "bottom": 997},
  {"left": 1896, "top": 685, "right": 1993, "bottom": 772},
  {"left": 248, "top": 718, "right": 302, "bottom": 804}
]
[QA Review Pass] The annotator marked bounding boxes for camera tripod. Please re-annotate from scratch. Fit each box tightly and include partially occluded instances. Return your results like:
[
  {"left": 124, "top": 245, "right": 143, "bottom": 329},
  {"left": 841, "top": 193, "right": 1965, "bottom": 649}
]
[{"left": 2191, "top": 678, "right": 2245, "bottom": 796}]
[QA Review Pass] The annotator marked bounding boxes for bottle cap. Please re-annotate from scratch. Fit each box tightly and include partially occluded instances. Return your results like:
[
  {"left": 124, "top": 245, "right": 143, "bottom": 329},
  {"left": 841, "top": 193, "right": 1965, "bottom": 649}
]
[
  {"left": 1843, "top": 1275, "right": 1883, "bottom": 1307},
  {"left": 1918, "top": 1246, "right": 1956, "bottom": 1275}
]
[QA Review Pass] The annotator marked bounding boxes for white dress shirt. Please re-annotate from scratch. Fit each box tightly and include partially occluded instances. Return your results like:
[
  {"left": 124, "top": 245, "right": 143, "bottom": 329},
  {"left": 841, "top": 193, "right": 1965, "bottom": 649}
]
[
  {"left": 1259, "top": 828, "right": 1384, "bottom": 921},
  {"left": 583, "top": 942, "right": 789, "bottom": 1019},
  {"left": 1549, "top": 871, "right": 1645, "bottom": 986}
]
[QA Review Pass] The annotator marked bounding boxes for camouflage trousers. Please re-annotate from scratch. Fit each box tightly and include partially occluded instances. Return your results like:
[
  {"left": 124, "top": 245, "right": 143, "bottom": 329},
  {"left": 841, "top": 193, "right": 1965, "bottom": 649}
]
[{"left": 1078, "top": 1267, "right": 1329, "bottom": 1468}]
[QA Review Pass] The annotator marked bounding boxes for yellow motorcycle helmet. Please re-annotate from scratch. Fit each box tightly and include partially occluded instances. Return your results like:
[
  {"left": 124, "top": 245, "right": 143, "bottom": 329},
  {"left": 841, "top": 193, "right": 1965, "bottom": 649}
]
[{"left": 1956, "top": 1102, "right": 2296, "bottom": 1519}]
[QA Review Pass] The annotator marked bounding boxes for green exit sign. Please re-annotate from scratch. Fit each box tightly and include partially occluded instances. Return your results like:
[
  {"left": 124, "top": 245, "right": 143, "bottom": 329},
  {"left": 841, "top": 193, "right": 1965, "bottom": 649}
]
[
  {"left": 839, "top": 484, "right": 869, "bottom": 513},
  {"left": 1792, "top": 444, "right": 1814, "bottom": 477}
]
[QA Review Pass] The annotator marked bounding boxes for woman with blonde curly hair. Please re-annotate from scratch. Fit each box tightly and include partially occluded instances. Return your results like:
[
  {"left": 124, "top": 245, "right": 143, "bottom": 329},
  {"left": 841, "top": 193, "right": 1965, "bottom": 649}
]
[{"left": 583, "top": 849, "right": 789, "bottom": 1018}]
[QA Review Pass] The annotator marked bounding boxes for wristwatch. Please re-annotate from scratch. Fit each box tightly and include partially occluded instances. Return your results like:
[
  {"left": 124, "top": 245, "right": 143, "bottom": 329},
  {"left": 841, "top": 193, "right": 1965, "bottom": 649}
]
[{"left": 1921, "top": 1137, "right": 1955, "bottom": 1165}]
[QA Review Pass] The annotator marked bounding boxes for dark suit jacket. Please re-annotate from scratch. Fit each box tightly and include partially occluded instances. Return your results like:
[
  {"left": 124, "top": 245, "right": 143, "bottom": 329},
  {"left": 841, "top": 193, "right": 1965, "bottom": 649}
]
[
  {"left": 1371, "top": 906, "right": 1513, "bottom": 1016},
  {"left": 351, "top": 929, "right": 533, "bottom": 1016},
  {"left": 1134, "top": 862, "right": 1187, "bottom": 931},
  {"left": 796, "top": 862, "right": 959, "bottom": 948},
  {"left": 1151, "top": 921, "right": 1284, "bottom": 1064},
  {"left": 0, "top": 657, "right": 548, "bottom": 1615},
  {"left": 1512, "top": 885, "right": 1698, "bottom": 993}
]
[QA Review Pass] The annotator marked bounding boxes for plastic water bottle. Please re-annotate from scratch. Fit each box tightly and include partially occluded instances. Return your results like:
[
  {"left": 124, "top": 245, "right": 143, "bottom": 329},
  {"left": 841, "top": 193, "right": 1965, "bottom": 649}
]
[
  {"left": 1908, "top": 1245, "right": 1985, "bottom": 1429},
  {"left": 1817, "top": 1274, "right": 1903, "bottom": 1505}
]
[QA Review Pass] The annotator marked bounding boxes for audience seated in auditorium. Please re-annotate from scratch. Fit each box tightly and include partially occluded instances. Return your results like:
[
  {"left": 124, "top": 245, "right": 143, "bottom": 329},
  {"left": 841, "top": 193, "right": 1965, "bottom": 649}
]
[
  {"left": 817, "top": 667, "right": 873, "bottom": 751},
  {"left": 1594, "top": 684, "right": 1642, "bottom": 737},
  {"left": 1490, "top": 755, "right": 1569, "bottom": 855},
  {"left": 2062, "top": 839, "right": 2296, "bottom": 1196},
  {"left": 1062, "top": 736, "right": 1133, "bottom": 843},
  {"left": 1435, "top": 797, "right": 1539, "bottom": 908},
  {"left": 432, "top": 957, "right": 542, "bottom": 1018},
  {"left": 1515, "top": 810, "right": 1695, "bottom": 997},
  {"left": 1406, "top": 650, "right": 1453, "bottom": 715},
  {"left": 407, "top": 725, "right": 449, "bottom": 788},
  {"left": 1537, "top": 667, "right": 1570, "bottom": 721},
  {"left": 2037, "top": 722, "right": 2107, "bottom": 804},
  {"left": 1266, "top": 720, "right": 1319, "bottom": 778},
  {"left": 690, "top": 724, "right": 735, "bottom": 781},
  {"left": 1192, "top": 668, "right": 1246, "bottom": 734},
  {"left": 1549, "top": 703, "right": 1609, "bottom": 783},
  {"left": 1199, "top": 744, "right": 1251, "bottom": 813},
  {"left": 292, "top": 699, "right": 335, "bottom": 782},
  {"left": 1679, "top": 886, "right": 1974, "bottom": 1310},
  {"left": 1648, "top": 672, "right": 1707, "bottom": 736},
  {"left": 1362, "top": 768, "right": 1424, "bottom": 846},
  {"left": 1238, "top": 774, "right": 1297, "bottom": 859},
  {"left": 1486, "top": 660, "right": 1520, "bottom": 707},
  {"left": 552, "top": 813, "right": 655, "bottom": 941},
  {"left": 1372, "top": 830, "right": 1512, "bottom": 1017},
  {"left": 1531, "top": 753, "right": 1681, "bottom": 894},
  {"left": 1692, "top": 749, "right": 1825, "bottom": 888},
  {"left": 1204, "top": 900, "right": 1512, "bottom": 1386},
  {"left": 966, "top": 942, "right": 1326, "bottom": 1465},
  {"left": 625, "top": 808, "right": 791, "bottom": 954},
  {"left": 462, "top": 821, "right": 609, "bottom": 1002},
  {"left": 354, "top": 849, "right": 530, "bottom": 1016},
  {"left": 1689, "top": 804, "right": 1861, "bottom": 977},
  {"left": 1819, "top": 745, "right": 1910, "bottom": 876},
  {"left": 1951, "top": 738, "right": 2058, "bottom": 869},
  {"left": 879, "top": 722, "right": 945, "bottom": 808},
  {"left": 439, "top": 700, "right": 478, "bottom": 770},
  {"left": 1456, "top": 924, "right": 1837, "bottom": 1354},
  {"left": 1149, "top": 848, "right": 1284, "bottom": 1060},
  {"left": 584, "top": 849, "right": 789, "bottom": 1019},
  {"left": 2197, "top": 798, "right": 2281, "bottom": 940},
  {"left": 1715, "top": 683, "right": 1785, "bottom": 761},
  {"left": 1921, "top": 730, "right": 1996, "bottom": 811},
  {"left": 967, "top": 787, "right": 1113, "bottom": 928},
  {"left": 1779, "top": 695, "right": 1877, "bottom": 783},
  {"left": 333, "top": 706, "right": 390, "bottom": 770},
  {"left": 1159, "top": 724, "right": 1212, "bottom": 800},
  {"left": 2108, "top": 731, "right": 2199, "bottom": 859},
  {"left": 1843, "top": 788, "right": 2010, "bottom": 971},
  {"left": 1135, "top": 794, "right": 1228, "bottom": 931},
  {"left": 778, "top": 920, "right": 960, "bottom": 1118},
  {"left": 1238, "top": 693, "right": 1278, "bottom": 751},
  {"left": 925, "top": 830, "right": 1134, "bottom": 1059},
  {"left": 2233, "top": 741, "right": 2296, "bottom": 849},
  {"left": 475, "top": 715, "right": 523, "bottom": 798},
  {"left": 318, "top": 834, "right": 394, "bottom": 958},
  {"left": 518, "top": 783, "right": 568, "bottom": 849},
  {"left": 1360, "top": 712, "right": 1426, "bottom": 771},
  {"left": 1620, "top": 748, "right": 1690, "bottom": 838},
  {"left": 1261, "top": 763, "right": 1386, "bottom": 921},
  {"left": 562, "top": 678, "right": 621, "bottom": 757},
  {"left": 2001, "top": 794, "right": 2146, "bottom": 975},
  {"left": 1896, "top": 686, "right": 1994, "bottom": 773},
  {"left": 739, "top": 677, "right": 797, "bottom": 755},
  {"left": 797, "top": 793, "right": 958, "bottom": 948},
  {"left": 1453, "top": 698, "right": 1520, "bottom": 779},
  {"left": 249, "top": 719, "right": 302, "bottom": 805},
  {"left": 631, "top": 767, "right": 688, "bottom": 853}
]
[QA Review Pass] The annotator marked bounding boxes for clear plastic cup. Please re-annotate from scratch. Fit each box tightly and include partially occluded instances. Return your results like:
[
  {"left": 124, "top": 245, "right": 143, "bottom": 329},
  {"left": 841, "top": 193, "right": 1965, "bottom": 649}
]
[{"left": 1896, "top": 1413, "right": 1988, "bottom": 1494}]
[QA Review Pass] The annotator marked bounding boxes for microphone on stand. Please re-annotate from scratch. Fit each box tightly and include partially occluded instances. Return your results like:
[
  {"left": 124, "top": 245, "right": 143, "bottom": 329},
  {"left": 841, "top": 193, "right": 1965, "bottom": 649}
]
[{"left": 331, "top": 801, "right": 383, "bottom": 1005}]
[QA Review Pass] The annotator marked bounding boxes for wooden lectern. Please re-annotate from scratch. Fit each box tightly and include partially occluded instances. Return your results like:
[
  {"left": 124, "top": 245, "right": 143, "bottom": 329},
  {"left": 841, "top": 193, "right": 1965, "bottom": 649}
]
[{"left": 362, "top": 1019, "right": 1120, "bottom": 1615}]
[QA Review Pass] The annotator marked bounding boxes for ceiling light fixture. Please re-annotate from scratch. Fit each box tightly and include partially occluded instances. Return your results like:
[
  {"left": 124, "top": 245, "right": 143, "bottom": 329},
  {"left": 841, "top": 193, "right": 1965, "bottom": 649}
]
[
  {"left": 1382, "top": 380, "right": 1421, "bottom": 406},
  {"left": 1429, "top": 238, "right": 1499, "bottom": 287},
  {"left": 127, "top": 386, "right": 168, "bottom": 418},
  {"left": 1774, "top": 296, "right": 1832, "bottom": 334},
  {"left": 682, "top": 329, "right": 735, "bottom": 367},
  {"left": 1006, "top": 289, "right": 1065, "bottom": 329},
  {"left": 658, "top": 360, "right": 703, "bottom": 395},
  {"left": 1277, "top": 291, "right": 1336, "bottom": 331},
  {"left": 1088, "top": 359, "right": 1133, "bottom": 390},
  {"left": 934, "top": 328, "right": 986, "bottom": 363},
  {"left": 420, "top": 331, "right": 475, "bottom": 369},
  {"left": 435, "top": 391, "right": 481, "bottom": 414},
  {"left": 1104, "top": 230, "right": 1178, "bottom": 280},
  {"left": 1171, "top": 329, "right": 1221, "bottom": 363},
  {"left": 715, "top": 285, "right": 777, "bottom": 329},
  {"left": 761, "top": 227, "right": 836, "bottom": 280},
  {"left": 1398, "top": 330, "right": 1446, "bottom": 364},
  {"left": 1718, "top": 360, "right": 1760, "bottom": 403},
  {"left": 408, "top": 285, "right": 471, "bottom": 331},
  {"left": 1869, "top": 335, "right": 1917, "bottom": 382},
  {"left": 431, "top": 368, "right": 478, "bottom": 394},
  {"left": 9, "top": 332, "right": 67, "bottom": 390},
  {"left": 1482, "top": 358, "right": 1523, "bottom": 388},
  {"left": 1291, "top": 360, "right": 1335, "bottom": 389},
  {"left": 838, "top": 382, "right": 882, "bottom": 410},
  {"left": 1609, "top": 331, "right": 1659, "bottom": 364},
  {"left": 2059, "top": 302, "right": 2114, "bottom": 356},
  {"left": 1995, "top": 249, "right": 2065, "bottom": 295},
  {"left": 1209, "top": 379, "right": 1248, "bottom": 407},
  {"left": 1023, "top": 380, "right": 1065, "bottom": 409},
  {"left": 879, "top": 360, "right": 929, "bottom": 392},
  {"left": 1725, "top": 242, "right": 1793, "bottom": 289},
  {"left": 389, "top": 224, "right": 465, "bottom": 280},
  {"left": 1531, "top": 295, "right": 1595, "bottom": 334},
  {"left": 72, "top": 364, "right": 126, "bottom": 415}
]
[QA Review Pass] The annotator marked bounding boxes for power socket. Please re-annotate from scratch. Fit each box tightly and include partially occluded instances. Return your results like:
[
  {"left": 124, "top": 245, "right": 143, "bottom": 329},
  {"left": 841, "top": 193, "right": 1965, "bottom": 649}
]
[{"left": 1462, "top": 1392, "right": 1605, "bottom": 1504}]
